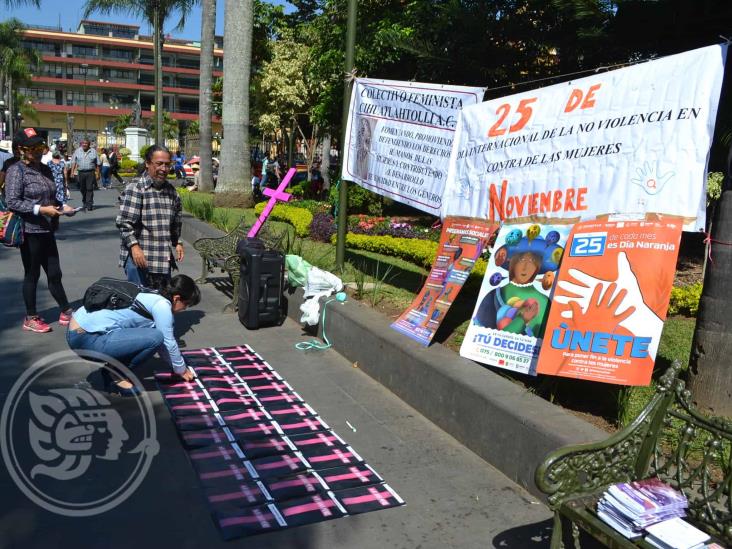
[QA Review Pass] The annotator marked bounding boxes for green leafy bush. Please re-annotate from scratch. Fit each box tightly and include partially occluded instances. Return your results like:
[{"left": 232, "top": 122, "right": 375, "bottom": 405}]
[
  {"left": 328, "top": 179, "right": 383, "bottom": 215},
  {"left": 339, "top": 233, "right": 487, "bottom": 276},
  {"left": 253, "top": 202, "right": 312, "bottom": 237},
  {"left": 118, "top": 147, "right": 131, "bottom": 157},
  {"left": 119, "top": 158, "right": 138, "bottom": 171},
  {"left": 139, "top": 144, "right": 151, "bottom": 160},
  {"left": 668, "top": 283, "right": 702, "bottom": 316},
  {"left": 707, "top": 172, "right": 723, "bottom": 205}
]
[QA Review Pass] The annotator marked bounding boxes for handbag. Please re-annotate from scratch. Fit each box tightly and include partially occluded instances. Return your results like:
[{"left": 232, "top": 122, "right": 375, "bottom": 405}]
[{"left": 0, "top": 194, "right": 24, "bottom": 247}]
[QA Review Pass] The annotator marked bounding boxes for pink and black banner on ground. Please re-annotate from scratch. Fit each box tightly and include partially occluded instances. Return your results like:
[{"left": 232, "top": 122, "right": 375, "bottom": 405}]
[{"left": 157, "top": 344, "right": 405, "bottom": 540}]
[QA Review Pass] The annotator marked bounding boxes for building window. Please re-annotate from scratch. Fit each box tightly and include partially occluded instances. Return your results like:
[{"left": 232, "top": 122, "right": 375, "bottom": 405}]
[
  {"left": 104, "top": 69, "right": 135, "bottom": 80},
  {"left": 72, "top": 44, "right": 98, "bottom": 57},
  {"left": 177, "top": 77, "right": 199, "bottom": 89},
  {"left": 176, "top": 57, "right": 200, "bottom": 69},
  {"left": 101, "top": 47, "right": 133, "bottom": 61},
  {"left": 21, "top": 40, "right": 56, "bottom": 54},
  {"left": 19, "top": 87, "right": 56, "bottom": 102},
  {"left": 36, "top": 63, "right": 65, "bottom": 78},
  {"left": 67, "top": 64, "right": 99, "bottom": 78},
  {"left": 66, "top": 91, "right": 98, "bottom": 105}
]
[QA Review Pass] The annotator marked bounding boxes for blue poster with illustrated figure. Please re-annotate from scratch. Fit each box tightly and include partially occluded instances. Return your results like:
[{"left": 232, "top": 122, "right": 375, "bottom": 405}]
[{"left": 460, "top": 222, "right": 572, "bottom": 375}]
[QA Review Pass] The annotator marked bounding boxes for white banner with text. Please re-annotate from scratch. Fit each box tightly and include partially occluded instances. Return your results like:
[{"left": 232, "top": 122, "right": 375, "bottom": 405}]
[
  {"left": 342, "top": 78, "right": 486, "bottom": 215},
  {"left": 441, "top": 45, "right": 726, "bottom": 231}
]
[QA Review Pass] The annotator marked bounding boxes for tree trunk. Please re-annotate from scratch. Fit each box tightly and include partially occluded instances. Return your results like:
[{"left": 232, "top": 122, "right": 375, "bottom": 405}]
[
  {"left": 198, "top": 0, "right": 216, "bottom": 192},
  {"left": 321, "top": 133, "right": 331, "bottom": 190},
  {"left": 7, "top": 76, "right": 14, "bottom": 136},
  {"left": 154, "top": 9, "right": 164, "bottom": 145},
  {"left": 216, "top": 0, "right": 254, "bottom": 208},
  {"left": 287, "top": 118, "right": 296, "bottom": 170},
  {"left": 688, "top": 145, "right": 732, "bottom": 416}
]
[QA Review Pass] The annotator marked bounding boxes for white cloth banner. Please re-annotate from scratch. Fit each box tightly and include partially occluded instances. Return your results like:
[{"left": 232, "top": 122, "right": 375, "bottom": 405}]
[
  {"left": 441, "top": 45, "right": 727, "bottom": 231},
  {"left": 342, "top": 78, "right": 486, "bottom": 215}
]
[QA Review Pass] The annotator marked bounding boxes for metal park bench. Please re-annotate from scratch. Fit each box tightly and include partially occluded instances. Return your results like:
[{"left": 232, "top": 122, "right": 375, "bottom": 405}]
[
  {"left": 535, "top": 360, "right": 732, "bottom": 548},
  {"left": 192, "top": 218, "right": 287, "bottom": 312}
]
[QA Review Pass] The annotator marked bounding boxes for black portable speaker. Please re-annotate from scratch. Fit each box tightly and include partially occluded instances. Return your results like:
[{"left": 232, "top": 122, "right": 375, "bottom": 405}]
[{"left": 236, "top": 237, "right": 286, "bottom": 329}]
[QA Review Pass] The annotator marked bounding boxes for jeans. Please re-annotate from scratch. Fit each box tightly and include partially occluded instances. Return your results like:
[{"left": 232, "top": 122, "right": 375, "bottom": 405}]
[
  {"left": 101, "top": 166, "right": 111, "bottom": 188},
  {"left": 124, "top": 257, "right": 171, "bottom": 290},
  {"left": 66, "top": 326, "right": 164, "bottom": 369}
]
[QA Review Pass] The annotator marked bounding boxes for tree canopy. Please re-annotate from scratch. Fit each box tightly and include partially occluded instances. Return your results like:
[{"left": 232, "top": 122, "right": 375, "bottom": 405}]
[{"left": 247, "top": 0, "right": 732, "bottom": 167}]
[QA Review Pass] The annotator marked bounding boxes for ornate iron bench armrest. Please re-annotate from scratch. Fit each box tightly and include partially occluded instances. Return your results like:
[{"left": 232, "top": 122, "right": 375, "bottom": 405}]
[
  {"left": 192, "top": 219, "right": 247, "bottom": 282},
  {"left": 535, "top": 362, "right": 682, "bottom": 510}
]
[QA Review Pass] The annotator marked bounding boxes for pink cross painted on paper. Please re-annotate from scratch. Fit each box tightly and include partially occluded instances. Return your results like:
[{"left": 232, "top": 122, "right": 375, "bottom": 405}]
[{"left": 248, "top": 167, "right": 296, "bottom": 238}]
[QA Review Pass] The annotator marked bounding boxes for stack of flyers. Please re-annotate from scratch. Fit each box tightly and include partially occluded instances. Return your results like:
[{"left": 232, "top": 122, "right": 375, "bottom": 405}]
[{"left": 597, "top": 478, "right": 688, "bottom": 538}]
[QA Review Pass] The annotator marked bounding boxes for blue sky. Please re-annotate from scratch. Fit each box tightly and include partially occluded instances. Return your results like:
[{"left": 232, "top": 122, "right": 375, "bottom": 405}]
[{"left": 3, "top": 0, "right": 289, "bottom": 41}]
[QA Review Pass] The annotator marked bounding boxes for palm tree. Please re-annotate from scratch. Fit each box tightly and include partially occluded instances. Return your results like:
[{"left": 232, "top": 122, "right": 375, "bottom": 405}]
[
  {"left": 215, "top": 0, "right": 254, "bottom": 206},
  {"left": 688, "top": 146, "right": 732, "bottom": 415},
  {"left": 0, "top": 19, "right": 41, "bottom": 135},
  {"left": 82, "top": 0, "right": 199, "bottom": 144},
  {"left": 112, "top": 113, "right": 134, "bottom": 135},
  {"left": 198, "top": 0, "right": 216, "bottom": 192},
  {"left": 148, "top": 110, "right": 179, "bottom": 139}
]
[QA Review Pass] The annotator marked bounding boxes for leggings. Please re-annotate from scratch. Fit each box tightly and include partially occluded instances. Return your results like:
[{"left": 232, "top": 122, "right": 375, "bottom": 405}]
[{"left": 20, "top": 232, "right": 70, "bottom": 316}]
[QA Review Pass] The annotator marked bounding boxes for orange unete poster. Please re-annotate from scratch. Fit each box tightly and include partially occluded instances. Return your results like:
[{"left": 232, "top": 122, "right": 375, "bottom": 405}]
[{"left": 536, "top": 219, "right": 682, "bottom": 386}]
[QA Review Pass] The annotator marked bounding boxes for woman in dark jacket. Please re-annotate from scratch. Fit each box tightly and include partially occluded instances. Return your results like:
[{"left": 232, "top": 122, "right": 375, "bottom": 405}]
[{"left": 5, "top": 128, "right": 77, "bottom": 333}]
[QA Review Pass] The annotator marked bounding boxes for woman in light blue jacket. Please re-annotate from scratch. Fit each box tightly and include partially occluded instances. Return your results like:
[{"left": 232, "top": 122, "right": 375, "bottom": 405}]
[{"left": 67, "top": 275, "right": 201, "bottom": 396}]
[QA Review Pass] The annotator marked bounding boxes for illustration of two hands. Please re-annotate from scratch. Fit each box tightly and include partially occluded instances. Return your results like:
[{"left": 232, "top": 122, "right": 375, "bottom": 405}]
[{"left": 554, "top": 252, "right": 662, "bottom": 359}]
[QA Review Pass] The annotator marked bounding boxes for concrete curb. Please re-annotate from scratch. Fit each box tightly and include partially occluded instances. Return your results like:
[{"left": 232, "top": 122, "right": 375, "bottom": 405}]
[{"left": 181, "top": 213, "right": 607, "bottom": 499}]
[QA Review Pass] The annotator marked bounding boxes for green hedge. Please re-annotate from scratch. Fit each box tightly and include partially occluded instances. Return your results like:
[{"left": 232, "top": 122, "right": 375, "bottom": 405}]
[
  {"left": 668, "top": 283, "right": 702, "bottom": 316},
  {"left": 253, "top": 202, "right": 313, "bottom": 237},
  {"left": 119, "top": 158, "right": 138, "bottom": 171},
  {"left": 339, "top": 233, "right": 487, "bottom": 276}
]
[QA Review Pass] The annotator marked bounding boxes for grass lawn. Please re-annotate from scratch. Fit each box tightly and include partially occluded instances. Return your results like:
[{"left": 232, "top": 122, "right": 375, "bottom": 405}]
[{"left": 181, "top": 190, "right": 699, "bottom": 430}]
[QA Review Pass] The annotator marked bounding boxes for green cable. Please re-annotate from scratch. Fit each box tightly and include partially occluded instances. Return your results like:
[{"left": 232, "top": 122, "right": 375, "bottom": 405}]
[{"left": 295, "top": 292, "right": 347, "bottom": 351}]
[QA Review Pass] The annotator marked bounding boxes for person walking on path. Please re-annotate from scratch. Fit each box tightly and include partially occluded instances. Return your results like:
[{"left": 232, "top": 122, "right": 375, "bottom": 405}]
[
  {"left": 70, "top": 139, "right": 100, "bottom": 211},
  {"left": 99, "top": 147, "right": 112, "bottom": 189},
  {"left": 173, "top": 149, "right": 186, "bottom": 180},
  {"left": 116, "top": 145, "right": 184, "bottom": 290},
  {"left": 48, "top": 151, "right": 69, "bottom": 204},
  {"left": 108, "top": 145, "right": 124, "bottom": 186},
  {"left": 4, "top": 128, "right": 77, "bottom": 333},
  {"left": 66, "top": 274, "right": 200, "bottom": 396}
]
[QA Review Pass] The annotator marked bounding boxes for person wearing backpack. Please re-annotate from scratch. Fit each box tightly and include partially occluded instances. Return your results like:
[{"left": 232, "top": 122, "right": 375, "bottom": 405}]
[
  {"left": 66, "top": 274, "right": 201, "bottom": 396},
  {"left": 5, "top": 128, "right": 77, "bottom": 333}
]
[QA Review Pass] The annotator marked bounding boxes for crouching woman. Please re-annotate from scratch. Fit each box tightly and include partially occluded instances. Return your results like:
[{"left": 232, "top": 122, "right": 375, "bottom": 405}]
[{"left": 66, "top": 274, "right": 201, "bottom": 396}]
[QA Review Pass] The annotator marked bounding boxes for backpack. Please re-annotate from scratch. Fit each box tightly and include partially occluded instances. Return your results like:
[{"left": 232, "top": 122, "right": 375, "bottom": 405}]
[
  {"left": 0, "top": 195, "right": 24, "bottom": 247},
  {"left": 82, "top": 277, "right": 153, "bottom": 319},
  {"left": 109, "top": 152, "right": 119, "bottom": 169}
]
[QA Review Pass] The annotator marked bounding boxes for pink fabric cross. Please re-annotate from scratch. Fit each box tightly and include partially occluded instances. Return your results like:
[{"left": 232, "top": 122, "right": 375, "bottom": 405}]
[{"left": 248, "top": 167, "right": 296, "bottom": 238}]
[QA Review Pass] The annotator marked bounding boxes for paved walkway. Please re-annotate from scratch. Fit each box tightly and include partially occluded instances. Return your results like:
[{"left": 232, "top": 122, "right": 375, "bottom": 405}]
[{"left": 0, "top": 188, "right": 554, "bottom": 549}]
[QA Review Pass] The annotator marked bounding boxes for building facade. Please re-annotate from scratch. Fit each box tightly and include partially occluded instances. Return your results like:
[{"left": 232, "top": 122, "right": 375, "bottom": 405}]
[{"left": 17, "top": 20, "right": 222, "bottom": 147}]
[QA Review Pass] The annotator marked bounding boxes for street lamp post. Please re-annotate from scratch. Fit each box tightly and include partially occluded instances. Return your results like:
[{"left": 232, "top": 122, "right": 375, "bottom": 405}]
[{"left": 80, "top": 63, "right": 89, "bottom": 138}]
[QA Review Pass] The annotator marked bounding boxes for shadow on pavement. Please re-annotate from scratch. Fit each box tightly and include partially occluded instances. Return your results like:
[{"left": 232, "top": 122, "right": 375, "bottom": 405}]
[{"left": 493, "top": 518, "right": 607, "bottom": 548}]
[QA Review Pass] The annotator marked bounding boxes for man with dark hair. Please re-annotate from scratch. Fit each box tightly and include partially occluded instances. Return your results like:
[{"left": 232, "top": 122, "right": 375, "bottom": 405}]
[
  {"left": 116, "top": 145, "right": 184, "bottom": 289},
  {"left": 70, "top": 139, "right": 100, "bottom": 211}
]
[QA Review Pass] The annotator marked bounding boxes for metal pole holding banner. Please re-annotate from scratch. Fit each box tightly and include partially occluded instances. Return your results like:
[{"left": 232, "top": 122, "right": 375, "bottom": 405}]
[{"left": 335, "top": 0, "right": 357, "bottom": 269}]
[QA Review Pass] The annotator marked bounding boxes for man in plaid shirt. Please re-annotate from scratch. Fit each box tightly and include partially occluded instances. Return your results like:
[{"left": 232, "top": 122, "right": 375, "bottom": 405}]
[{"left": 116, "top": 145, "right": 184, "bottom": 288}]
